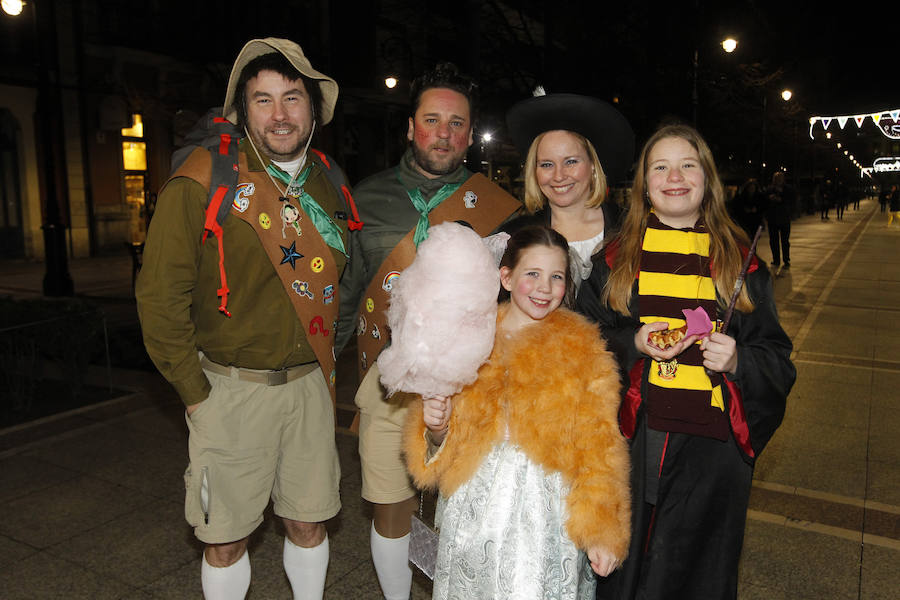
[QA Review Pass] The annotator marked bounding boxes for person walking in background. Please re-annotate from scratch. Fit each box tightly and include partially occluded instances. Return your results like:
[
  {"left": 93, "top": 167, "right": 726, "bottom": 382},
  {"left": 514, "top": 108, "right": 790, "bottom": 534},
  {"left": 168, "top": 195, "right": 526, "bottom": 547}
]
[
  {"left": 834, "top": 180, "right": 847, "bottom": 221},
  {"left": 577, "top": 124, "right": 795, "bottom": 600},
  {"left": 733, "top": 178, "right": 765, "bottom": 239},
  {"left": 136, "top": 38, "right": 348, "bottom": 599},
  {"left": 820, "top": 179, "right": 832, "bottom": 220},
  {"left": 888, "top": 185, "right": 900, "bottom": 227},
  {"left": 765, "top": 171, "right": 795, "bottom": 269},
  {"left": 879, "top": 186, "right": 889, "bottom": 213}
]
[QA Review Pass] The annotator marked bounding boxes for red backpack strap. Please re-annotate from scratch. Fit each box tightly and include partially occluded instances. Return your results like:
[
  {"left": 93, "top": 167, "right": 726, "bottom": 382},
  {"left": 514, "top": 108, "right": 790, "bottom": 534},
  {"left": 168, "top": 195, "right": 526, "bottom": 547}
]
[{"left": 200, "top": 125, "right": 240, "bottom": 317}]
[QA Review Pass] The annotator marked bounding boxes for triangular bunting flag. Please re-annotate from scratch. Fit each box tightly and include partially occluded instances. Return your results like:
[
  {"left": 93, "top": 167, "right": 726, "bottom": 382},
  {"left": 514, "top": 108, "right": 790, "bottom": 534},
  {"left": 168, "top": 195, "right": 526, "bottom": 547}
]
[
  {"left": 822, "top": 118, "right": 831, "bottom": 130},
  {"left": 873, "top": 114, "right": 882, "bottom": 125},
  {"left": 837, "top": 117, "right": 849, "bottom": 129},
  {"left": 854, "top": 115, "right": 865, "bottom": 128}
]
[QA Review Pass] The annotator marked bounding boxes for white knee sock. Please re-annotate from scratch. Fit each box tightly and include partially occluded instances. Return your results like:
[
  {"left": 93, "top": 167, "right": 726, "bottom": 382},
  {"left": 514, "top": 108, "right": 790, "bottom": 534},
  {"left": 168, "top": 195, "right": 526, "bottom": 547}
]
[
  {"left": 283, "top": 535, "right": 329, "bottom": 600},
  {"left": 201, "top": 550, "right": 251, "bottom": 600},
  {"left": 370, "top": 521, "right": 412, "bottom": 600}
]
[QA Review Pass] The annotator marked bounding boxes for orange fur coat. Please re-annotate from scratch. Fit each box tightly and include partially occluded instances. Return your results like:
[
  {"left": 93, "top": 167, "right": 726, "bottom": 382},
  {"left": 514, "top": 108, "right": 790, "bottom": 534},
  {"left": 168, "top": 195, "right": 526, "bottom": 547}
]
[{"left": 403, "top": 305, "right": 632, "bottom": 560}]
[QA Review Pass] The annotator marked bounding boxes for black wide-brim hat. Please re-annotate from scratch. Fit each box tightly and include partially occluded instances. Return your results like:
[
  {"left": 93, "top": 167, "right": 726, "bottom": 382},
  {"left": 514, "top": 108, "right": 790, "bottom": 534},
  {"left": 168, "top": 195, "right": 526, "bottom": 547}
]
[{"left": 505, "top": 93, "right": 635, "bottom": 184}]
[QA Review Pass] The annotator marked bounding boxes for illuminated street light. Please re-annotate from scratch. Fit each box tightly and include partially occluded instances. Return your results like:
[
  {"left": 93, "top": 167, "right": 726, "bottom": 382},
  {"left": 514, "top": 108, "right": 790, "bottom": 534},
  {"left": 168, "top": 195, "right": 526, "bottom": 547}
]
[
  {"left": 781, "top": 89, "right": 792, "bottom": 102},
  {"left": 721, "top": 38, "right": 738, "bottom": 53},
  {"left": 482, "top": 132, "right": 493, "bottom": 143},
  {"left": 384, "top": 76, "right": 398, "bottom": 89},
  {"left": 1, "top": 0, "right": 24, "bottom": 16}
]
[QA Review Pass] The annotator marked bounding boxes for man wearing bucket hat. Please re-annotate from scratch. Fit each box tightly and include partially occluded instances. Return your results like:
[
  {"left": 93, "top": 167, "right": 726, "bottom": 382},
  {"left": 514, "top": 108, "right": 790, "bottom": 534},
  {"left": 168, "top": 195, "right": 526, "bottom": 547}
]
[
  {"left": 137, "top": 38, "right": 349, "bottom": 599},
  {"left": 503, "top": 91, "right": 634, "bottom": 289},
  {"left": 335, "top": 62, "right": 521, "bottom": 600}
]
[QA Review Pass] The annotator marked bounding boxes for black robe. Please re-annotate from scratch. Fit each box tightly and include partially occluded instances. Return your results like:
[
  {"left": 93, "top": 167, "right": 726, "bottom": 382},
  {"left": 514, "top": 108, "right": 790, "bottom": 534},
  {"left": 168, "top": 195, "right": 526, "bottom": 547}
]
[{"left": 575, "top": 239, "right": 795, "bottom": 600}]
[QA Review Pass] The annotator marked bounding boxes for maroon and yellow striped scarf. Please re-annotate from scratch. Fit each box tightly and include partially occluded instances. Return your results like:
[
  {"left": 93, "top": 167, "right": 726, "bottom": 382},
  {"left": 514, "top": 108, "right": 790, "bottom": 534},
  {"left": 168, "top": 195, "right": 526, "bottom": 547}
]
[{"left": 638, "top": 213, "right": 728, "bottom": 440}]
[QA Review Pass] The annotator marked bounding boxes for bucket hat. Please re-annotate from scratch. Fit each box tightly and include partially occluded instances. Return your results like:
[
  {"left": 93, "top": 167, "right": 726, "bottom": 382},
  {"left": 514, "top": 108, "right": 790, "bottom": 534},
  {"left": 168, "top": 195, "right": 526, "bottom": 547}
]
[
  {"left": 223, "top": 38, "right": 339, "bottom": 125},
  {"left": 506, "top": 92, "right": 634, "bottom": 184}
]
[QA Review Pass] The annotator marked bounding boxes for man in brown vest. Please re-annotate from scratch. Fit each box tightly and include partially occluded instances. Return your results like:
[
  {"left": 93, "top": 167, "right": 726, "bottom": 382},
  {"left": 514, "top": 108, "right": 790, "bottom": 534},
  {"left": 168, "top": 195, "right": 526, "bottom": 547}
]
[
  {"left": 137, "top": 39, "right": 349, "bottom": 599},
  {"left": 336, "top": 62, "right": 521, "bottom": 599}
]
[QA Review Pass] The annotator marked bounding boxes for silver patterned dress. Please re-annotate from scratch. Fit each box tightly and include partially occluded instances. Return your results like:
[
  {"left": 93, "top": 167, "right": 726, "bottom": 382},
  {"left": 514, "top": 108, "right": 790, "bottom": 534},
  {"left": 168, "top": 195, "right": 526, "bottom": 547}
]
[{"left": 431, "top": 441, "right": 596, "bottom": 600}]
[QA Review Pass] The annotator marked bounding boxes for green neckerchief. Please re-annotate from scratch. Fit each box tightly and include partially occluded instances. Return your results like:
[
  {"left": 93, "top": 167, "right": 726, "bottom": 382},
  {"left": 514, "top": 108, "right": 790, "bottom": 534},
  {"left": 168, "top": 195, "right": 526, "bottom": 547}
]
[
  {"left": 396, "top": 167, "right": 462, "bottom": 247},
  {"left": 266, "top": 163, "right": 347, "bottom": 257}
]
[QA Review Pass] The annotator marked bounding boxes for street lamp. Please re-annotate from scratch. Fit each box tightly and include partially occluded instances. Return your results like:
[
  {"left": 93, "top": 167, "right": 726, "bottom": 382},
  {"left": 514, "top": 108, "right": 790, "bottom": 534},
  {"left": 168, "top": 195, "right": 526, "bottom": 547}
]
[
  {"left": 384, "top": 76, "right": 398, "bottom": 89},
  {"left": 4, "top": 0, "right": 73, "bottom": 295},
  {"left": 693, "top": 36, "right": 738, "bottom": 126},
  {"left": 1, "top": 0, "right": 24, "bottom": 16}
]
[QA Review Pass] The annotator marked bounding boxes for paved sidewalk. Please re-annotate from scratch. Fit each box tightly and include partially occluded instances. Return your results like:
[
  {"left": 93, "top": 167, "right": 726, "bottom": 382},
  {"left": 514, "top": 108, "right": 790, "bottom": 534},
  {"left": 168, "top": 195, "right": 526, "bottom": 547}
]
[{"left": 0, "top": 197, "right": 897, "bottom": 598}]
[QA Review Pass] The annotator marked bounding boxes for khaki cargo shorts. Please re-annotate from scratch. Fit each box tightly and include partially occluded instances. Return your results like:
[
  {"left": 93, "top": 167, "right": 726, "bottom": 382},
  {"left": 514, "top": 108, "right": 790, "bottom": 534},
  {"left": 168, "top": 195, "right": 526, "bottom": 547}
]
[
  {"left": 184, "top": 364, "right": 340, "bottom": 544},
  {"left": 355, "top": 364, "right": 418, "bottom": 504}
]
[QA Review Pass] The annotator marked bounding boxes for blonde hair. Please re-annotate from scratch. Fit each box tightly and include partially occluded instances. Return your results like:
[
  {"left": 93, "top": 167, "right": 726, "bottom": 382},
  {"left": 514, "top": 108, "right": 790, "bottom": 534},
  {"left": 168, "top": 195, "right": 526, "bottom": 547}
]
[
  {"left": 603, "top": 124, "right": 753, "bottom": 316},
  {"left": 522, "top": 130, "right": 607, "bottom": 214}
]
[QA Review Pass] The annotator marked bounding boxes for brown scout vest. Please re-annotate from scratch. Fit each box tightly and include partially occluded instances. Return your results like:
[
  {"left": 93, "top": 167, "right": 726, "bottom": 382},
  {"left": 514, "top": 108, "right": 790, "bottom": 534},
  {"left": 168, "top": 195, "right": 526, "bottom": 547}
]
[
  {"left": 354, "top": 172, "right": 521, "bottom": 384},
  {"left": 174, "top": 147, "right": 343, "bottom": 405}
]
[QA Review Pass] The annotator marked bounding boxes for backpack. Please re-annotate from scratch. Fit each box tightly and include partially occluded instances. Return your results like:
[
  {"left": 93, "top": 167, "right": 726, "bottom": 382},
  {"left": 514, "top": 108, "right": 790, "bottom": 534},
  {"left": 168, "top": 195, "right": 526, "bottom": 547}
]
[{"left": 171, "top": 107, "right": 363, "bottom": 316}]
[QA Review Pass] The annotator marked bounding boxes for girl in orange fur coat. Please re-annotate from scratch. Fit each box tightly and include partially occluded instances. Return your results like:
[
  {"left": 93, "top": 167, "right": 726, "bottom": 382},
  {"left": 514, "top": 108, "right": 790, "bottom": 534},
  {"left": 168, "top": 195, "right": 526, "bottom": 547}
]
[{"left": 403, "top": 226, "right": 630, "bottom": 600}]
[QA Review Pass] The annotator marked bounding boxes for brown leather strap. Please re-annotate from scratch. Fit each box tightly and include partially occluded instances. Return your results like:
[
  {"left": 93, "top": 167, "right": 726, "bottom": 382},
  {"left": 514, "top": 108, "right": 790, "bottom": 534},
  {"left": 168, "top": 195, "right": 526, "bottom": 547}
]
[{"left": 232, "top": 153, "right": 341, "bottom": 403}]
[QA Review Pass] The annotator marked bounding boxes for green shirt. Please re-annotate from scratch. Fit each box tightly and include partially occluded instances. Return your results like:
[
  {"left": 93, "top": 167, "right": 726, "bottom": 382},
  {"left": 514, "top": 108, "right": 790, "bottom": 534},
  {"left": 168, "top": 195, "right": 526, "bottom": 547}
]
[{"left": 136, "top": 143, "right": 348, "bottom": 406}]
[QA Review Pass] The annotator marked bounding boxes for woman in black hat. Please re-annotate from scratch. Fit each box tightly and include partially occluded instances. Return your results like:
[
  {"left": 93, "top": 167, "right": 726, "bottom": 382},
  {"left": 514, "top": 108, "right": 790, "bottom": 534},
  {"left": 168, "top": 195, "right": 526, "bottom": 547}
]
[{"left": 504, "top": 92, "right": 635, "bottom": 289}]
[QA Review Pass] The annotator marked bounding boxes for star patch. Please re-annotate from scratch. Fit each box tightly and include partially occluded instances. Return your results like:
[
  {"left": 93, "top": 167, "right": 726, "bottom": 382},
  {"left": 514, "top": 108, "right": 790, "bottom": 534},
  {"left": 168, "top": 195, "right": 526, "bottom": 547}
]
[{"left": 280, "top": 241, "right": 304, "bottom": 269}]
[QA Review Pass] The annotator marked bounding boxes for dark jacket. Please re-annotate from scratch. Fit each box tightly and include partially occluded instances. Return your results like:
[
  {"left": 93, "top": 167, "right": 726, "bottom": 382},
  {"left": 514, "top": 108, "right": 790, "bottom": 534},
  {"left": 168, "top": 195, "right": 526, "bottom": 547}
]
[{"left": 575, "top": 239, "right": 795, "bottom": 599}]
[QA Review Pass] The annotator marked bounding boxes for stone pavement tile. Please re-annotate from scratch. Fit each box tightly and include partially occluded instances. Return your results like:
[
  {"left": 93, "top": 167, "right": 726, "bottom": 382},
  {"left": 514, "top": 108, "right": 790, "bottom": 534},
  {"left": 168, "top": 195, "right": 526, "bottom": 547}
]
[
  {"left": 790, "top": 357, "right": 872, "bottom": 387},
  {"left": 0, "top": 534, "right": 37, "bottom": 570},
  {"left": 22, "top": 420, "right": 186, "bottom": 500},
  {"left": 114, "top": 402, "right": 189, "bottom": 443},
  {"left": 860, "top": 544, "right": 900, "bottom": 600},
  {"left": 0, "top": 453, "right": 80, "bottom": 503},
  {"left": 867, "top": 460, "right": 900, "bottom": 508},
  {"left": 738, "top": 581, "right": 800, "bottom": 600},
  {"left": 139, "top": 557, "right": 203, "bottom": 599},
  {"left": 47, "top": 496, "right": 200, "bottom": 588},
  {"left": 0, "top": 473, "right": 151, "bottom": 549},
  {"left": 755, "top": 417, "right": 868, "bottom": 498},
  {"left": 0, "top": 550, "right": 136, "bottom": 600},
  {"left": 781, "top": 375, "right": 870, "bottom": 431},
  {"left": 738, "top": 519, "right": 860, "bottom": 600}
]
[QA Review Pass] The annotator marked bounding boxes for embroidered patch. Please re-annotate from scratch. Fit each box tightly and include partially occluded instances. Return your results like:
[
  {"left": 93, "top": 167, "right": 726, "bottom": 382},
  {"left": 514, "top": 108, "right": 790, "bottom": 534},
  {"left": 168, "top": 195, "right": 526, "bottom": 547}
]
[
  {"left": 365, "top": 298, "right": 375, "bottom": 313},
  {"left": 292, "top": 280, "right": 314, "bottom": 299},
  {"left": 657, "top": 358, "right": 678, "bottom": 380},
  {"left": 463, "top": 190, "right": 477, "bottom": 208},
  {"left": 233, "top": 183, "right": 254, "bottom": 212},
  {"left": 361, "top": 351, "right": 368, "bottom": 371},
  {"left": 357, "top": 315, "right": 367, "bottom": 336},
  {"left": 372, "top": 324, "right": 381, "bottom": 339},
  {"left": 279, "top": 242, "right": 304, "bottom": 269},
  {"left": 382, "top": 271, "right": 400, "bottom": 292},
  {"left": 310, "top": 256, "right": 325, "bottom": 273},
  {"left": 309, "top": 315, "right": 330, "bottom": 337},
  {"left": 258, "top": 212, "right": 272, "bottom": 229},
  {"left": 323, "top": 284, "right": 335, "bottom": 305}
]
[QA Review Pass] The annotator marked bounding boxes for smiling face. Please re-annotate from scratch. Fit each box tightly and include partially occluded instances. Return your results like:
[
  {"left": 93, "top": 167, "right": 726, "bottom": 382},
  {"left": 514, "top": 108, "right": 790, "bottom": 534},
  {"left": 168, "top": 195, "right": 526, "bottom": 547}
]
[
  {"left": 646, "top": 136, "right": 706, "bottom": 229},
  {"left": 500, "top": 244, "right": 568, "bottom": 332},
  {"left": 244, "top": 69, "right": 314, "bottom": 162},
  {"left": 407, "top": 87, "right": 474, "bottom": 178},
  {"left": 534, "top": 130, "right": 594, "bottom": 210}
]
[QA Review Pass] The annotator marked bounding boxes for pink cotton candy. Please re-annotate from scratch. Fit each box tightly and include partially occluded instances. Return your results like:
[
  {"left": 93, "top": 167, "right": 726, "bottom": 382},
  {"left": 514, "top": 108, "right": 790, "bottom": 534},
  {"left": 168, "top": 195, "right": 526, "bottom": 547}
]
[
  {"left": 682, "top": 306, "right": 714, "bottom": 339},
  {"left": 377, "top": 222, "right": 501, "bottom": 398}
]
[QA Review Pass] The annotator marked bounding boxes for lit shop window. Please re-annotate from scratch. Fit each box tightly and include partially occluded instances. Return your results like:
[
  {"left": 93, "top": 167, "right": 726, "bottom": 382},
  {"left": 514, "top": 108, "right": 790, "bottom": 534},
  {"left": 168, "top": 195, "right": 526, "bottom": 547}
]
[{"left": 121, "top": 114, "right": 147, "bottom": 243}]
